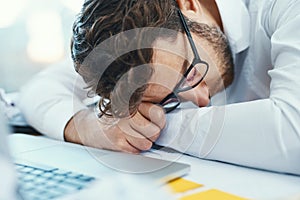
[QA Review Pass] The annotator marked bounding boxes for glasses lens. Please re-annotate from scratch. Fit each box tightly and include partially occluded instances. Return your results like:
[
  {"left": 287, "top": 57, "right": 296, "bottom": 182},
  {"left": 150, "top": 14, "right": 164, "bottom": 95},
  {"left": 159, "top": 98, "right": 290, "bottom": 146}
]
[
  {"left": 163, "top": 101, "right": 180, "bottom": 113},
  {"left": 160, "top": 94, "right": 180, "bottom": 113},
  {"left": 177, "top": 62, "right": 208, "bottom": 91}
]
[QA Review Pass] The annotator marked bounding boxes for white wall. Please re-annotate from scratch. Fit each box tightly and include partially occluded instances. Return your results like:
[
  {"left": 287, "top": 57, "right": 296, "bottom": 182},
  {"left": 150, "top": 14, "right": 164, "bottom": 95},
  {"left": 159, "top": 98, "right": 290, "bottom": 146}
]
[{"left": 0, "top": 0, "right": 83, "bottom": 92}]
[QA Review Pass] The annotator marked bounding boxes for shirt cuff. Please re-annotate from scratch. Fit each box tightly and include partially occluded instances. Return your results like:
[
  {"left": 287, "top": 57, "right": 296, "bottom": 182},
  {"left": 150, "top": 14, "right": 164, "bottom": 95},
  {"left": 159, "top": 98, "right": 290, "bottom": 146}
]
[{"left": 156, "top": 107, "right": 212, "bottom": 157}]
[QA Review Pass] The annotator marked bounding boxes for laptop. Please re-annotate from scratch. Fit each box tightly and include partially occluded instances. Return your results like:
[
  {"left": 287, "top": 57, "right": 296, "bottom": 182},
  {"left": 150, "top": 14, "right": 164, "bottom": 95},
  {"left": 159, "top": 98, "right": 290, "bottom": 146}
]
[{"left": 0, "top": 111, "right": 190, "bottom": 200}]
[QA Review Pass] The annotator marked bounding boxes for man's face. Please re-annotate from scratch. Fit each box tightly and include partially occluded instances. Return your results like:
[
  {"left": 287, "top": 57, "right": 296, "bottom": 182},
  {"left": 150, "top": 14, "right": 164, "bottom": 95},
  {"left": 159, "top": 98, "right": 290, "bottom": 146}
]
[{"left": 142, "top": 28, "right": 230, "bottom": 108}]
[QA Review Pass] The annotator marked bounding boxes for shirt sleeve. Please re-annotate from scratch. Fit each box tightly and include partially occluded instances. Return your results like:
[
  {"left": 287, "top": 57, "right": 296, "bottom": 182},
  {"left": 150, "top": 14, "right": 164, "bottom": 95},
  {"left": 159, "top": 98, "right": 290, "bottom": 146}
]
[
  {"left": 156, "top": 0, "right": 300, "bottom": 175},
  {"left": 19, "top": 58, "right": 88, "bottom": 140}
]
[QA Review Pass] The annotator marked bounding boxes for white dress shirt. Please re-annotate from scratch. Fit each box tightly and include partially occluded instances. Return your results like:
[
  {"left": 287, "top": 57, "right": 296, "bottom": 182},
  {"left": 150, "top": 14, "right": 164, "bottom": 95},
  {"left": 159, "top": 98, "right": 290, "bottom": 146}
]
[
  {"left": 19, "top": 60, "right": 88, "bottom": 141},
  {"left": 20, "top": 0, "right": 300, "bottom": 175},
  {"left": 157, "top": 0, "right": 300, "bottom": 175}
]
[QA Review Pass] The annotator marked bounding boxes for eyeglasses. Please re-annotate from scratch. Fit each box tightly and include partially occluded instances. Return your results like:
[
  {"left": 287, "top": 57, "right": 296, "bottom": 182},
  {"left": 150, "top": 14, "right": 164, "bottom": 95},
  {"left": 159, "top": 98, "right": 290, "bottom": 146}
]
[{"left": 159, "top": 8, "right": 209, "bottom": 113}]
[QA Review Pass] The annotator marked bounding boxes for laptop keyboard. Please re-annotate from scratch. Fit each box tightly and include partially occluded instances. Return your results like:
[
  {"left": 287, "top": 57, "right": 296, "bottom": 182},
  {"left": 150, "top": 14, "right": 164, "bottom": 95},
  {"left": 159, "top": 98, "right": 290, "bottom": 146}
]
[{"left": 16, "top": 163, "right": 95, "bottom": 200}]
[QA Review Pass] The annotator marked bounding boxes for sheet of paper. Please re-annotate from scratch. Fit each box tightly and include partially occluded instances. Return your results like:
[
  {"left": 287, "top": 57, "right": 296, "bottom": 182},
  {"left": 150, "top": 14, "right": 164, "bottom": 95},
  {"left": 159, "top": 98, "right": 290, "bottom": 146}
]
[
  {"left": 180, "top": 189, "right": 246, "bottom": 200},
  {"left": 167, "top": 178, "right": 203, "bottom": 193}
]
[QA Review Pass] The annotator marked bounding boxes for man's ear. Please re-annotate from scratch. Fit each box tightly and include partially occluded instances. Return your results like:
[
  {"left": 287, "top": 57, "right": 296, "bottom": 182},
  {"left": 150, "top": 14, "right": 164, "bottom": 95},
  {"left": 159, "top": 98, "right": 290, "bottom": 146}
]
[{"left": 176, "top": 0, "right": 202, "bottom": 20}]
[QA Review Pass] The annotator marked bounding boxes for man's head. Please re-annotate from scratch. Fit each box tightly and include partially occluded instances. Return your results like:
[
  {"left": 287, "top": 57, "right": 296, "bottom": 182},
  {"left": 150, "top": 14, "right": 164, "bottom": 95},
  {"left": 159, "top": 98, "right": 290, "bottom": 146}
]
[{"left": 71, "top": 0, "right": 233, "bottom": 117}]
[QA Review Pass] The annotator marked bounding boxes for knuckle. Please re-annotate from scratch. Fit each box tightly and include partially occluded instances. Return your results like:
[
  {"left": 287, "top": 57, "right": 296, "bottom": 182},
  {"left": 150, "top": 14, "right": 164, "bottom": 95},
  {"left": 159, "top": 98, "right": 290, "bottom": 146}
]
[
  {"left": 150, "top": 132, "right": 160, "bottom": 142},
  {"left": 134, "top": 139, "right": 152, "bottom": 151},
  {"left": 120, "top": 144, "right": 134, "bottom": 153},
  {"left": 155, "top": 108, "right": 165, "bottom": 120},
  {"left": 153, "top": 108, "right": 166, "bottom": 128},
  {"left": 115, "top": 137, "right": 127, "bottom": 150},
  {"left": 141, "top": 140, "right": 153, "bottom": 150},
  {"left": 149, "top": 126, "right": 161, "bottom": 138}
]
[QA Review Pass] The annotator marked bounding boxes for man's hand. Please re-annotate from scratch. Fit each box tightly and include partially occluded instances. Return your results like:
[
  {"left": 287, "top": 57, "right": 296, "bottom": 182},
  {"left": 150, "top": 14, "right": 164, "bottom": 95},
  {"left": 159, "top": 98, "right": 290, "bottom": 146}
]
[{"left": 64, "top": 103, "right": 166, "bottom": 153}]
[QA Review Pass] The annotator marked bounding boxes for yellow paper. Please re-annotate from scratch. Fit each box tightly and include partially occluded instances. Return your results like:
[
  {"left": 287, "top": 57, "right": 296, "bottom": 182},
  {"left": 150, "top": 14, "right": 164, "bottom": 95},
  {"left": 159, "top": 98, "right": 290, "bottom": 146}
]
[
  {"left": 167, "top": 178, "right": 203, "bottom": 193},
  {"left": 180, "top": 189, "right": 247, "bottom": 200}
]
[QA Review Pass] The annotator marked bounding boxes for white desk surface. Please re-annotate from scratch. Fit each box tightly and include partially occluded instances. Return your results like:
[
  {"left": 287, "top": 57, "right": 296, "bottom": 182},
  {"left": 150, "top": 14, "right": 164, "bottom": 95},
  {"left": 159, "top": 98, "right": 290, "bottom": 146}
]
[{"left": 9, "top": 134, "right": 300, "bottom": 199}]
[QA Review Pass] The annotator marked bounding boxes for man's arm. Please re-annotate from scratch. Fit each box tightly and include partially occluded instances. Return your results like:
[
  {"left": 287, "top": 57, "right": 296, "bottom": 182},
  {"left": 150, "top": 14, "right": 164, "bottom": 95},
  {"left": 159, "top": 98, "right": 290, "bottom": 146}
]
[
  {"left": 19, "top": 59, "right": 166, "bottom": 152},
  {"left": 19, "top": 59, "right": 87, "bottom": 140},
  {"left": 64, "top": 103, "right": 165, "bottom": 153},
  {"left": 156, "top": 0, "right": 300, "bottom": 175}
]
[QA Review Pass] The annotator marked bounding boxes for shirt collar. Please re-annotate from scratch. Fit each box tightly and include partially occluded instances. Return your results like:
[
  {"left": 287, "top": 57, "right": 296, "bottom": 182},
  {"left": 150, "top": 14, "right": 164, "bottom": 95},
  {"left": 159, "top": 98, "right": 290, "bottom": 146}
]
[{"left": 215, "top": 0, "right": 250, "bottom": 54}]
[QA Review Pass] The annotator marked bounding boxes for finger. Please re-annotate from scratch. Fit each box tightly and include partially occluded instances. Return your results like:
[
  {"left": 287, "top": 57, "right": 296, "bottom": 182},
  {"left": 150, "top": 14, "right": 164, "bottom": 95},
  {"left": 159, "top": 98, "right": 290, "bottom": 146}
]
[
  {"left": 138, "top": 102, "right": 166, "bottom": 130},
  {"left": 106, "top": 130, "right": 141, "bottom": 154},
  {"left": 115, "top": 140, "right": 141, "bottom": 154},
  {"left": 129, "top": 111, "right": 161, "bottom": 142},
  {"left": 116, "top": 118, "right": 153, "bottom": 151},
  {"left": 125, "top": 134, "right": 153, "bottom": 151}
]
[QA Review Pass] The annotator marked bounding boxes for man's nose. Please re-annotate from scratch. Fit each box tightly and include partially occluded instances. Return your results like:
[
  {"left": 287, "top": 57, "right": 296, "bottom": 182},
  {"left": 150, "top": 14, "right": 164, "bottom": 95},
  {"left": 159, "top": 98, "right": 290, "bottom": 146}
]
[{"left": 179, "top": 82, "right": 210, "bottom": 107}]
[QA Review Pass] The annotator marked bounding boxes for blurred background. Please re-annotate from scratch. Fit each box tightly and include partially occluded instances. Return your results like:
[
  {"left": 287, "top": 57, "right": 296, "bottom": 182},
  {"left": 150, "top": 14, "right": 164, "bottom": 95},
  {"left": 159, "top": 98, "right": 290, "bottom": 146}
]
[{"left": 0, "top": 0, "right": 84, "bottom": 92}]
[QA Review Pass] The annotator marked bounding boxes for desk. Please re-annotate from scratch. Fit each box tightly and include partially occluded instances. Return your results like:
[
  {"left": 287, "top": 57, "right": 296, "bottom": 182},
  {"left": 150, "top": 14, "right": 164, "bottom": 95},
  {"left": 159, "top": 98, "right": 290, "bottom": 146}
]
[
  {"left": 9, "top": 134, "right": 300, "bottom": 199},
  {"left": 160, "top": 152, "right": 300, "bottom": 199}
]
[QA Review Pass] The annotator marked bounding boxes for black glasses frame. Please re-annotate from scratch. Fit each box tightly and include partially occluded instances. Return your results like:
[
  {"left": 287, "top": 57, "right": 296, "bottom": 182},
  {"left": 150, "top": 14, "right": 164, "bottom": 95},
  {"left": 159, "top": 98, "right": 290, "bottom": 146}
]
[{"left": 159, "top": 8, "right": 209, "bottom": 113}]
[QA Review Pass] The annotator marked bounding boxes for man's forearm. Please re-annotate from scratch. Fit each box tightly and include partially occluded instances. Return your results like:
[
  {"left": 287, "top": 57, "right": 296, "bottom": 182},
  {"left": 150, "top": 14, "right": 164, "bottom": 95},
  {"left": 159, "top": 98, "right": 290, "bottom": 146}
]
[
  {"left": 64, "top": 116, "right": 81, "bottom": 144},
  {"left": 158, "top": 99, "right": 300, "bottom": 175}
]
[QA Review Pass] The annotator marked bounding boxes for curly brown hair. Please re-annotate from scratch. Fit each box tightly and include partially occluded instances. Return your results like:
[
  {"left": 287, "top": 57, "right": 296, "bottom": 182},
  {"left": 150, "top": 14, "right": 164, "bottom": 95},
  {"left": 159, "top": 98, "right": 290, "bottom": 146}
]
[
  {"left": 71, "top": 0, "right": 184, "bottom": 117},
  {"left": 71, "top": 0, "right": 233, "bottom": 117}
]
